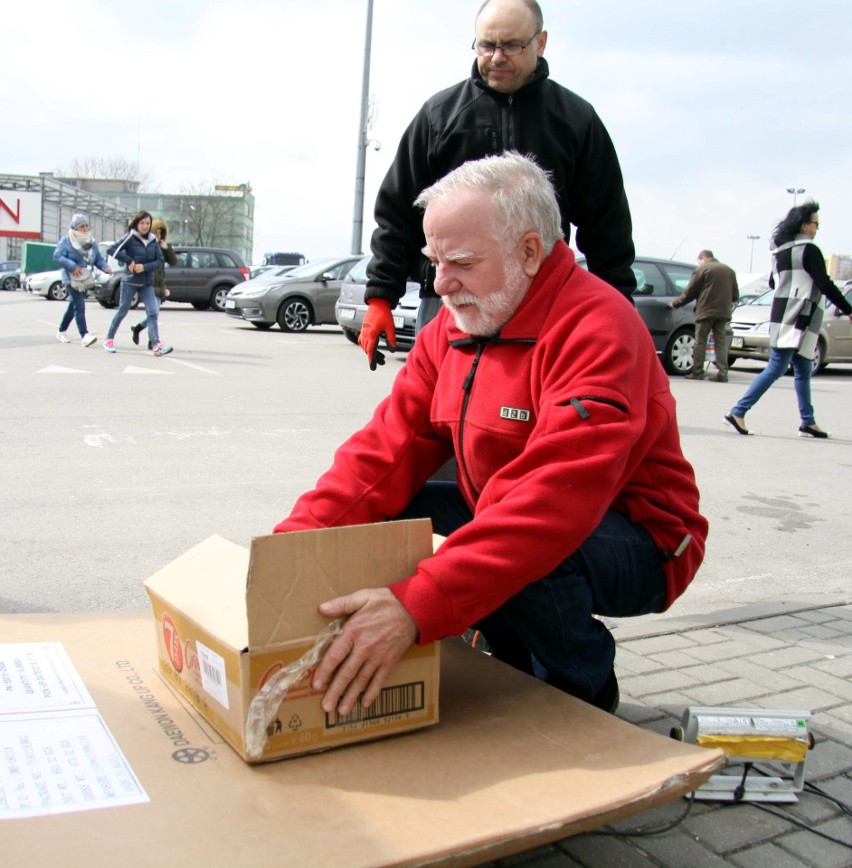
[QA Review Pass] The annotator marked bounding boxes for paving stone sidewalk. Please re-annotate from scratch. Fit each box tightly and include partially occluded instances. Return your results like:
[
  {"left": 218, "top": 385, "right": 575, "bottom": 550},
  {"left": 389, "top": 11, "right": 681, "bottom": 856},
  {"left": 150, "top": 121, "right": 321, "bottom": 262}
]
[{"left": 483, "top": 601, "right": 852, "bottom": 867}]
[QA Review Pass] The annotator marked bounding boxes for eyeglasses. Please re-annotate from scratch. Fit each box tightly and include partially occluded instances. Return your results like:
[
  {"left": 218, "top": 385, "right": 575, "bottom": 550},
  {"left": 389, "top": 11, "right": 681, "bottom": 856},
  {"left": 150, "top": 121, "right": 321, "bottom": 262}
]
[
  {"left": 472, "top": 31, "right": 540, "bottom": 57},
  {"left": 806, "top": 220, "right": 820, "bottom": 228}
]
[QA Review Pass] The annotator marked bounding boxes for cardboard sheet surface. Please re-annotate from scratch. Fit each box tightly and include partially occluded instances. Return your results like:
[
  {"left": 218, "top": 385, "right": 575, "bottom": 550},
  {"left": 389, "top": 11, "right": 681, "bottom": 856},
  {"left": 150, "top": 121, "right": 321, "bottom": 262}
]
[{"left": 1, "top": 612, "right": 724, "bottom": 867}]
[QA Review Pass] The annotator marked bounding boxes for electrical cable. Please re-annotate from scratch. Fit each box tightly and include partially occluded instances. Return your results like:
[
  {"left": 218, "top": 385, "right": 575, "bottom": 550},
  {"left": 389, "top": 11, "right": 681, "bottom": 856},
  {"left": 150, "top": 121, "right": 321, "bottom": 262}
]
[
  {"left": 584, "top": 765, "right": 852, "bottom": 845},
  {"left": 752, "top": 803, "right": 852, "bottom": 850},
  {"left": 585, "top": 793, "right": 695, "bottom": 838},
  {"left": 803, "top": 781, "right": 852, "bottom": 818}
]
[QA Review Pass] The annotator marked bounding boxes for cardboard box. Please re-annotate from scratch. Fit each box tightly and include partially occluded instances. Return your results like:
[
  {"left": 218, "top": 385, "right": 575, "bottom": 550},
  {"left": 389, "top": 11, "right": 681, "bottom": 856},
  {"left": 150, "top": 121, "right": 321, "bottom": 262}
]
[
  {"left": 143, "top": 519, "right": 439, "bottom": 763},
  {"left": 1, "top": 612, "right": 725, "bottom": 867}
]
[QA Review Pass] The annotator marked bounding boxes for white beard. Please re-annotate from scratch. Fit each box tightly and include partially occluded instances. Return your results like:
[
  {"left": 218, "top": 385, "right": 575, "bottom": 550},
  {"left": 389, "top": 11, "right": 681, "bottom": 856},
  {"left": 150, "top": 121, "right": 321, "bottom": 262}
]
[{"left": 443, "top": 257, "right": 529, "bottom": 336}]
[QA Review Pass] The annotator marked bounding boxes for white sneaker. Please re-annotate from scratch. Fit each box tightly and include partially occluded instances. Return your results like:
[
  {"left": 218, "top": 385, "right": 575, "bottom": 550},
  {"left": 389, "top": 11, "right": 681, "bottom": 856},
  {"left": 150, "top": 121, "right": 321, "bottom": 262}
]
[
  {"left": 82, "top": 333, "right": 97, "bottom": 347},
  {"left": 57, "top": 331, "right": 70, "bottom": 343}
]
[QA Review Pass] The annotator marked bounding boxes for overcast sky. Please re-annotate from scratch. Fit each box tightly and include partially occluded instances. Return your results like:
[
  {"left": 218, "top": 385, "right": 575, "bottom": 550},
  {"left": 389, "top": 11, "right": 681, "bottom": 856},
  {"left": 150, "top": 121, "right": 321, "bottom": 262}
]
[{"left": 5, "top": 0, "right": 850, "bottom": 274}]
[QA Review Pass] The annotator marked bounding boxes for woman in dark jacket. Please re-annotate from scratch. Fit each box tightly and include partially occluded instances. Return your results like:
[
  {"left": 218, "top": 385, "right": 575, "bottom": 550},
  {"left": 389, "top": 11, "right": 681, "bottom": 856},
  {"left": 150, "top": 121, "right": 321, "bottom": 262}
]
[
  {"left": 130, "top": 217, "right": 178, "bottom": 349},
  {"left": 104, "top": 211, "right": 172, "bottom": 356}
]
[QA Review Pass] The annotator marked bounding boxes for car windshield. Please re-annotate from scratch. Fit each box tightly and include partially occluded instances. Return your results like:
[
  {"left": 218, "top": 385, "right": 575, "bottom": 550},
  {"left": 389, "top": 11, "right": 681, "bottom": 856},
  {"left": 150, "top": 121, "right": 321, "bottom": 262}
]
[
  {"left": 345, "top": 256, "right": 371, "bottom": 284},
  {"left": 280, "top": 259, "right": 343, "bottom": 280},
  {"left": 752, "top": 289, "right": 774, "bottom": 306}
]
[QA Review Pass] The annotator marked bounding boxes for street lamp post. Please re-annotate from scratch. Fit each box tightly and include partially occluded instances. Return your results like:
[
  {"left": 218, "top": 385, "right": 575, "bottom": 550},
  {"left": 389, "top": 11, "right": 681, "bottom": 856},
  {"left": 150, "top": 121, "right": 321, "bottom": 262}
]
[
  {"left": 786, "top": 186, "right": 805, "bottom": 207},
  {"left": 747, "top": 235, "right": 761, "bottom": 272},
  {"left": 351, "top": 0, "right": 374, "bottom": 256}
]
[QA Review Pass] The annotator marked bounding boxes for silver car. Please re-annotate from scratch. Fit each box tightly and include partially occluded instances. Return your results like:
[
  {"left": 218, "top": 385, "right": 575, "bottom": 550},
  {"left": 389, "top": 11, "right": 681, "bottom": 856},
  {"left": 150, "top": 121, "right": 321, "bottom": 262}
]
[
  {"left": 0, "top": 260, "right": 21, "bottom": 291},
  {"left": 335, "top": 255, "right": 421, "bottom": 349},
  {"left": 729, "top": 286, "right": 852, "bottom": 372},
  {"left": 27, "top": 269, "right": 68, "bottom": 301},
  {"left": 225, "top": 256, "right": 362, "bottom": 332}
]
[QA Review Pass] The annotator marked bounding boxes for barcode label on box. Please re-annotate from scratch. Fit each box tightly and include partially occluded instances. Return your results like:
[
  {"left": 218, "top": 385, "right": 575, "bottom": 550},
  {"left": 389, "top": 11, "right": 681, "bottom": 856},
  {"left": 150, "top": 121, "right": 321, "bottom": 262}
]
[
  {"left": 196, "top": 642, "right": 229, "bottom": 709},
  {"left": 326, "top": 681, "right": 425, "bottom": 729}
]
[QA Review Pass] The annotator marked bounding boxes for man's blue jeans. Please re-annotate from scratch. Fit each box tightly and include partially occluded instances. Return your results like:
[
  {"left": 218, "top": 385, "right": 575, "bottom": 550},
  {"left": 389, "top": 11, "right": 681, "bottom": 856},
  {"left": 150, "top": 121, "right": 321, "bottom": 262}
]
[
  {"left": 731, "top": 347, "right": 814, "bottom": 426},
  {"left": 107, "top": 282, "right": 159, "bottom": 344},
  {"left": 397, "top": 482, "right": 668, "bottom": 701}
]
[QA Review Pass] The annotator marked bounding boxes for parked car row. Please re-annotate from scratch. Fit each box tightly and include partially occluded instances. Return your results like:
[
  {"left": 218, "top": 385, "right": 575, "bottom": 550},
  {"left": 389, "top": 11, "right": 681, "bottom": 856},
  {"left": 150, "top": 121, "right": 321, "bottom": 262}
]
[
  {"left": 225, "top": 255, "right": 362, "bottom": 331},
  {"left": 22, "top": 239, "right": 848, "bottom": 377},
  {"left": 95, "top": 246, "right": 249, "bottom": 312},
  {"left": 21, "top": 245, "right": 250, "bottom": 310}
]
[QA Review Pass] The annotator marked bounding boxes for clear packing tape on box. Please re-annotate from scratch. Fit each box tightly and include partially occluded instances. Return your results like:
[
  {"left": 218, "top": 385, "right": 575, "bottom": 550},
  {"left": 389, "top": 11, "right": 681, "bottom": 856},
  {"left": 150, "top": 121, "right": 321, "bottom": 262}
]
[{"left": 245, "top": 619, "right": 343, "bottom": 759}]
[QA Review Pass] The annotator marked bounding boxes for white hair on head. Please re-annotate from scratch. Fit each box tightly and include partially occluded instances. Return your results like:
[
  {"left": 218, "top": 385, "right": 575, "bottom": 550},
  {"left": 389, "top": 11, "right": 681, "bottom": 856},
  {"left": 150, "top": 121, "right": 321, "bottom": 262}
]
[{"left": 414, "top": 151, "right": 563, "bottom": 254}]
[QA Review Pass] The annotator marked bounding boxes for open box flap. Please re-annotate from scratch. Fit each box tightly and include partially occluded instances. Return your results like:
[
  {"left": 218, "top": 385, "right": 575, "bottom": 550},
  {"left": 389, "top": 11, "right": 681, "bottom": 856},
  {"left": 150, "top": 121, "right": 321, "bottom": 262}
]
[
  {"left": 143, "top": 535, "right": 250, "bottom": 650},
  {"left": 246, "top": 520, "right": 433, "bottom": 649}
]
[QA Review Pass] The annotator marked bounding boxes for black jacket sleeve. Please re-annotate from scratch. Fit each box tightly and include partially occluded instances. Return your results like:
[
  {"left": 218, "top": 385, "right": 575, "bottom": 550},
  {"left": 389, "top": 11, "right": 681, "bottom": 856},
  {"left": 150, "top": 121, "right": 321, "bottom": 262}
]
[
  {"left": 803, "top": 245, "right": 852, "bottom": 314},
  {"left": 366, "top": 107, "right": 435, "bottom": 307},
  {"left": 568, "top": 109, "right": 636, "bottom": 296}
]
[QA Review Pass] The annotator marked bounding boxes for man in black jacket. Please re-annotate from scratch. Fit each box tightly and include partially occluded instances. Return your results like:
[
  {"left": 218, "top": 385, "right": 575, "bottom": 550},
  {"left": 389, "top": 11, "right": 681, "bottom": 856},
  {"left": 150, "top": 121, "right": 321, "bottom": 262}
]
[{"left": 358, "top": 0, "right": 636, "bottom": 369}]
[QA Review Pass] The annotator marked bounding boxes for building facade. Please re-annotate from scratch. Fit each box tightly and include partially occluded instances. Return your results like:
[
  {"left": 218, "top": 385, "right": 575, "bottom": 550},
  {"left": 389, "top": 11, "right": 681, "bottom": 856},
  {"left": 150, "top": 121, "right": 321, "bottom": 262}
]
[
  {"left": 0, "top": 173, "right": 135, "bottom": 260},
  {"left": 62, "top": 179, "right": 255, "bottom": 264}
]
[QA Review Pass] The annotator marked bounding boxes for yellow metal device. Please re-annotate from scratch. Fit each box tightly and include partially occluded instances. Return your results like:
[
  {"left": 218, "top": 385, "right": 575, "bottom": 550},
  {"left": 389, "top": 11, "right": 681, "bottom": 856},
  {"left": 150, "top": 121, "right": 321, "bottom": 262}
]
[{"left": 671, "top": 706, "right": 815, "bottom": 803}]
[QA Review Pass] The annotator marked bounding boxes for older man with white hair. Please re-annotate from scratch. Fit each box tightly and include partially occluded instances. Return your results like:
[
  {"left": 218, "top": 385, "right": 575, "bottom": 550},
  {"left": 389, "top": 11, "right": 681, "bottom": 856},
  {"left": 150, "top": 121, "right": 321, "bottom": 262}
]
[{"left": 274, "top": 153, "right": 706, "bottom": 718}]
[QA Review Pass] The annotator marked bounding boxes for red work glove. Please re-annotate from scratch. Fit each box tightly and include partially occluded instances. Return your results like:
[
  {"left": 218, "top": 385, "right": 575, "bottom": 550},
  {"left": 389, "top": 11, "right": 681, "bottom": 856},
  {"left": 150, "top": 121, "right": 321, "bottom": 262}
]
[{"left": 358, "top": 298, "right": 397, "bottom": 371}]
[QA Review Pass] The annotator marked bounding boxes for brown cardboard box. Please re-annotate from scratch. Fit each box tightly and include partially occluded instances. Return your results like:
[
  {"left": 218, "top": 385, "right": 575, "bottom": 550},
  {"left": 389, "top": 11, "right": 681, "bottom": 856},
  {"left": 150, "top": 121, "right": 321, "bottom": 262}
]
[
  {"left": 1, "top": 612, "right": 725, "bottom": 866},
  {"left": 143, "top": 519, "right": 439, "bottom": 762}
]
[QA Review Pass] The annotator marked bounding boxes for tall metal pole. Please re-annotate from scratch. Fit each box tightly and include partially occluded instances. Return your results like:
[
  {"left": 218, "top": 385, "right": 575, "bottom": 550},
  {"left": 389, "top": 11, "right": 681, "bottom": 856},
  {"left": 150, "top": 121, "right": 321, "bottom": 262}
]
[
  {"left": 747, "top": 235, "right": 760, "bottom": 272},
  {"left": 351, "top": 0, "right": 374, "bottom": 255},
  {"left": 786, "top": 186, "right": 805, "bottom": 207}
]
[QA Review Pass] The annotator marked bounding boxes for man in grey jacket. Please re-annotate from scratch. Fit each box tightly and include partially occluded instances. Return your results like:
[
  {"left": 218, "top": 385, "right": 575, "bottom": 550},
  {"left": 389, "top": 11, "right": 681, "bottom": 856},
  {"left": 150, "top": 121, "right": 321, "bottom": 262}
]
[{"left": 670, "top": 250, "right": 739, "bottom": 381}]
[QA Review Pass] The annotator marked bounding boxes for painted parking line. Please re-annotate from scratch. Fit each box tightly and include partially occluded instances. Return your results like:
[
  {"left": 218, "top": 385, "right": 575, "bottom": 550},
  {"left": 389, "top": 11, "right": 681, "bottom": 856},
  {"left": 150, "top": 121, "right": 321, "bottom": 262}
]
[
  {"left": 164, "top": 358, "right": 219, "bottom": 374},
  {"left": 124, "top": 366, "right": 172, "bottom": 375},
  {"left": 37, "top": 366, "right": 90, "bottom": 374}
]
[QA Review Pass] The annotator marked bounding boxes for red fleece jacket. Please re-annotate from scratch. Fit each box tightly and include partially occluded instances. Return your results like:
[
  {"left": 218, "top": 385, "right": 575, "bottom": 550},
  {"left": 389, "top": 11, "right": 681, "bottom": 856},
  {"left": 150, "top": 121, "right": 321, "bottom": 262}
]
[{"left": 274, "top": 242, "right": 707, "bottom": 644}]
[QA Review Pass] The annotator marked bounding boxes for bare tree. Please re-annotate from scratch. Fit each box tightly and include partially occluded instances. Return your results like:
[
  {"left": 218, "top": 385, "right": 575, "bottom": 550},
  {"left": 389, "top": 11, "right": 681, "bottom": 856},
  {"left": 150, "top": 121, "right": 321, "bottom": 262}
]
[
  {"left": 178, "top": 178, "right": 248, "bottom": 248},
  {"left": 56, "top": 156, "right": 156, "bottom": 191}
]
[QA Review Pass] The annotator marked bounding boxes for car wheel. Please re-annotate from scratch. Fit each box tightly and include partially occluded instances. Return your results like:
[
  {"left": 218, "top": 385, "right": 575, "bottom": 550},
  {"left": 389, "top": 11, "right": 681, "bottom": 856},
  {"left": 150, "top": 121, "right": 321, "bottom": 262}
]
[
  {"left": 192, "top": 301, "right": 211, "bottom": 311},
  {"left": 130, "top": 292, "right": 141, "bottom": 310},
  {"left": 812, "top": 339, "right": 826, "bottom": 373},
  {"left": 47, "top": 282, "right": 68, "bottom": 302},
  {"left": 663, "top": 327, "right": 695, "bottom": 375},
  {"left": 2, "top": 276, "right": 18, "bottom": 291},
  {"left": 277, "top": 297, "right": 312, "bottom": 332},
  {"left": 210, "top": 285, "right": 231, "bottom": 312},
  {"left": 342, "top": 328, "right": 359, "bottom": 344},
  {"left": 251, "top": 322, "right": 274, "bottom": 330},
  {"left": 98, "top": 298, "right": 116, "bottom": 309}
]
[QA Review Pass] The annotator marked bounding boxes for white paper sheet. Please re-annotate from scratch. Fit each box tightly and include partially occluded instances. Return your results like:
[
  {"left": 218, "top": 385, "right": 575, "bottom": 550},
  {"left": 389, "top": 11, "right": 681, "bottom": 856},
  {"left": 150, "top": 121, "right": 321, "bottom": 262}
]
[{"left": 0, "top": 642, "right": 148, "bottom": 819}]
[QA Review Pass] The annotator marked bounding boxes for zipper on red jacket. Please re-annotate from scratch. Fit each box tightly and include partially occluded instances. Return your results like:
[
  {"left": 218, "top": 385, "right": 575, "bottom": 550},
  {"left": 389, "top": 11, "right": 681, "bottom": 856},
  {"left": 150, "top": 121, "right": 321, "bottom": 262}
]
[
  {"left": 449, "top": 334, "right": 537, "bottom": 497},
  {"left": 458, "top": 341, "right": 486, "bottom": 496},
  {"left": 566, "top": 396, "right": 629, "bottom": 419}
]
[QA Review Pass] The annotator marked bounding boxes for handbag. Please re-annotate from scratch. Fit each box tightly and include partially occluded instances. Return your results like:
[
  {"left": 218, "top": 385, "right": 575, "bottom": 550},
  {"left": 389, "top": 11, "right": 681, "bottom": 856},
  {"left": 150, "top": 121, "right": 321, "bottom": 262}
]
[
  {"left": 70, "top": 267, "right": 95, "bottom": 292},
  {"left": 107, "top": 233, "right": 132, "bottom": 279}
]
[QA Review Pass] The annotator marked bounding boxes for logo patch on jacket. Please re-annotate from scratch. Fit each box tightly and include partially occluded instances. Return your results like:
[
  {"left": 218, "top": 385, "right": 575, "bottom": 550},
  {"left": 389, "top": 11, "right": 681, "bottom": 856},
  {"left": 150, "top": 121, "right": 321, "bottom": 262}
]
[{"left": 500, "top": 406, "right": 531, "bottom": 422}]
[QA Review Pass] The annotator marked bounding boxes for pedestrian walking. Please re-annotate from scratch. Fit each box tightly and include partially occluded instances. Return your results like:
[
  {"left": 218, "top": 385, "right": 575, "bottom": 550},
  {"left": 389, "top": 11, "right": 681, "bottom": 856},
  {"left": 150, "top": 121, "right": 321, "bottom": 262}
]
[
  {"left": 104, "top": 211, "right": 173, "bottom": 356},
  {"left": 669, "top": 250, "right": 738, "bottom": 381},
  {"left": 724, "top": 201, "right": 852, "bottom": 438},
  {"left": 53, "top": 214, "right": 111, "bottom": 347},
  {"left": 130, "top": 218, "right": 177, "bottom": 349}
]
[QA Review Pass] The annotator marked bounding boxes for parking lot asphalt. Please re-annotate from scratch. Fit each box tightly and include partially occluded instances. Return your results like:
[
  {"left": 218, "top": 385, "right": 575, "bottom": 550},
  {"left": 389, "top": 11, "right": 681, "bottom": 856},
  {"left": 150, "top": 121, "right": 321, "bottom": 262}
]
[{"left": 2, "top": 290, "right": 851, "bottom": 865}]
